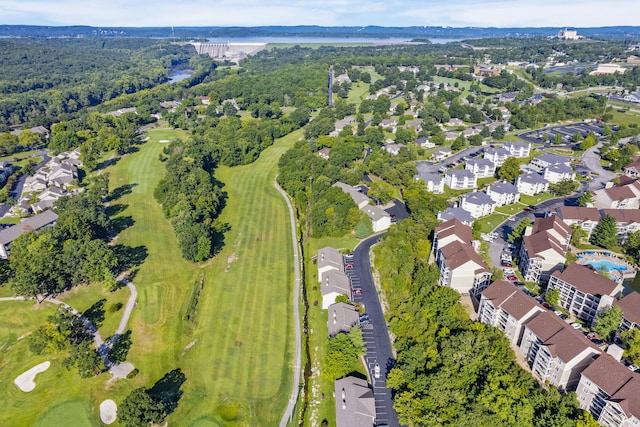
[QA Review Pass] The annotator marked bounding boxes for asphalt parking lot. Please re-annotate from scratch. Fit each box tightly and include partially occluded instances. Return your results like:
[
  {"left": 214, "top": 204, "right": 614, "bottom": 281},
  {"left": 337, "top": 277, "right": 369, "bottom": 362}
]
[{"left": 519, "top": 121, "right": 609, "bottom": 146}]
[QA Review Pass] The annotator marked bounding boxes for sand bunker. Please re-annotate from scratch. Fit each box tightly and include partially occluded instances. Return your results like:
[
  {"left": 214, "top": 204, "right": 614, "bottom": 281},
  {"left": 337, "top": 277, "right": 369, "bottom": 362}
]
[
  {"left": 14, "top": 361, "right": 50, "bottom": 392},
  {"left": 159, "top": 139, "right": 170, "bottom": 143},
  {"left": 100, "top": 399, "right": 117, "bottom": 424}
]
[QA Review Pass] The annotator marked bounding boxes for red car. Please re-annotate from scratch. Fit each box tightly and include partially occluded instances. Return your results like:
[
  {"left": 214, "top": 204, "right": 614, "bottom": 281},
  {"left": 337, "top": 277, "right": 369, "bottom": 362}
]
[
  {"left": 345, "top": 263, "right": 354, "bottom": 269},
  {"left": 507, "top": 275, "right": 518, "bottom": 281}
]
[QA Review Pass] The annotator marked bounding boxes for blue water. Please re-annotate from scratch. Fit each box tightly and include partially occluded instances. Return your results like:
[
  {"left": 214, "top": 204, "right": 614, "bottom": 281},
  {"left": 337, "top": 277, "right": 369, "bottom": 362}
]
[
  {"left": 168, "top": 70, "right": 193, "bottom": 83},
  {"left": 586, "top": 260, "right": 628, "bottom": 272}
]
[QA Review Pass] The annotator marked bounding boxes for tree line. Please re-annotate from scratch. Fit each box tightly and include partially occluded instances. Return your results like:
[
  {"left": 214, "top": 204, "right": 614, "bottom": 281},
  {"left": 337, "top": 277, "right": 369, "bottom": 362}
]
[{"left": 154, "top": 138, "right": 228, "bottom": 262}]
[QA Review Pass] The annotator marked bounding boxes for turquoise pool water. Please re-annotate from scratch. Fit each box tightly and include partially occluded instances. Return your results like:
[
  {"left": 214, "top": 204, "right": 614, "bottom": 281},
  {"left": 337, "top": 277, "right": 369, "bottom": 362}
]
[{"left": 586, "top": 260, "right": 628, "bottom": 272}]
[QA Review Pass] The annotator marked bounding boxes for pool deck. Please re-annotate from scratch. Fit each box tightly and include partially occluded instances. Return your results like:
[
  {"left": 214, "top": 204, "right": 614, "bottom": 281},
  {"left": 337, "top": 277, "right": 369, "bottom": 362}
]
[{"left": 576, "top": 251, "right": 637, "bottom": 281}]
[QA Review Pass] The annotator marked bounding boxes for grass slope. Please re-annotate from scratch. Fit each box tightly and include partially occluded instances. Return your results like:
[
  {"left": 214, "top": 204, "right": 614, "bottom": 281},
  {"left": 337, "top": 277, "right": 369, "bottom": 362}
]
[{"left": 106, "top": 127, "right": 299, "bottom": 425}]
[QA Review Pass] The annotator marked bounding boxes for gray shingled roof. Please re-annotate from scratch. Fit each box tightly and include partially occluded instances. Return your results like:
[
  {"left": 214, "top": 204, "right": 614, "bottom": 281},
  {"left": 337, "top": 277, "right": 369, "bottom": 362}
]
[
  {"left": 462, "top": 191, "right": 496, "bottom": 206},
  {"left": 438, "top": 207, "right": 474, "bottom": 225},
  {"left": 487, "top": 182, "right": 519, "bottom": 195},
  {"left": 0, "top": 210, "right": 58, "bottom": 245},
  {"left": 518, "top": 172, "right": 547, "bottom": 185}
]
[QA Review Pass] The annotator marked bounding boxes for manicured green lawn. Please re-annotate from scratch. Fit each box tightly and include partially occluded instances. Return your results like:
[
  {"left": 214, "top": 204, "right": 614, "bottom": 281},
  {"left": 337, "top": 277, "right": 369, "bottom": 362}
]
[
  {"left": 476, "top": 212, "right": 509, "bottom": 233},
  {"left": 104, "top": 127, "right": 298, "bottom": 424},
  {"left": 495, "top": 202, "right": 527, "bottom": 215},
  {"left": 0, "top": 126, "right": 300, "bottom": 425},
  {"left": 57, "top": 282, "right": 131, "bottom": 340},
  {"left": 519, "top": 193, "right": 557, "bottom": 206},
  {"left": 37, "top": 401, "right": 93, "bottom": 427}
]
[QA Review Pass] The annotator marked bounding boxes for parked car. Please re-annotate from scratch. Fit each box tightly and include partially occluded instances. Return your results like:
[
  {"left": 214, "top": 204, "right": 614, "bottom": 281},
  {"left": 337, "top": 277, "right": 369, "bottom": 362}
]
[
  {"left": 571, "top": 322, "right": 582, "bottom": 330},
  {"left": 507, "top": 275, "right": 518, "bottom": 281},
  {"left": 628, "top": 364, "right": 639, "bottom": 372},
  {"left": 345, "top": 263, "right": 354, "bottom": 269},
  {"left": 353, "top": 288, "right": 362, "bottom": 295},
  {"left": 542, "top": 302, "right": 552, "bottom": 309},
  {"left": 374, "top": 363, "right": 381, "bottom": 379}
]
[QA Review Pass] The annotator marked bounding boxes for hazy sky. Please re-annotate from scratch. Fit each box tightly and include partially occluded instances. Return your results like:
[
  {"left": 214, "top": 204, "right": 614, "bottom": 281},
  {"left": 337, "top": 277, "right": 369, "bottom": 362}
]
[{"left": 1, "top": 0, "right": 638, "bottom": 27}]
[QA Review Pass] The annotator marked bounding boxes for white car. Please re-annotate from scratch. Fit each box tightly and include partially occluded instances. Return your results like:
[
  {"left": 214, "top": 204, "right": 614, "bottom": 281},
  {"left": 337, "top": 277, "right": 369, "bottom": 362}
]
[
  {"left": 503, "top": 269, "right": 515, "bottom": 275},
  {"left": 570, "top": 322, "right": 582, "bottom": 330},
  {"left": 374, "top": 364, "right": 381, "bottom": 379},
  {"left": 629, "top": 364, "right": 639, "bottom": 372}
]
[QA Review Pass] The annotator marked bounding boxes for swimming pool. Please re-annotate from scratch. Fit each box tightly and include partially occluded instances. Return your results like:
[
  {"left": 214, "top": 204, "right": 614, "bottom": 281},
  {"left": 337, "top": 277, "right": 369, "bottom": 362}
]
[{"left": 586, "top": 260, "right": 628, "bottom": 272}]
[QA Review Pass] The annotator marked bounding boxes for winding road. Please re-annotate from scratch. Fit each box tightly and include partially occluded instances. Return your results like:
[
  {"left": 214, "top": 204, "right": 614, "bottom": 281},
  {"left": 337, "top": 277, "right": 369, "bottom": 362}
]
[
  {"left": 352, "top": 234, "right": 400, "bottom": 427},
  {"left": 0, "top": 277, "right": 137, "bottom": 374},
  {"left": 275, "top": 179, "right": 302, "bottom": 427}
]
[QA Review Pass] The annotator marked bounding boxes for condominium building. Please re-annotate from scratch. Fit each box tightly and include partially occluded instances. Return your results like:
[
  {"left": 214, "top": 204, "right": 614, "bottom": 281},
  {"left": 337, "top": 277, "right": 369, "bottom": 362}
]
[
  {"left": 444, "top": 169, "right": 477, "bottom": 190},
  {"left": 478, "top": 280, "right": 544, "bottom": 347},
  {"left": 503, "top": 141, "right": 531, "bottom": 158},
  {"left": 434, "top": 218, "right": 472, "bottom": 253},
  {"left": 576, "top": 354, "right": 640, "bottom": 427},
  {"left": 460, "top": 191, "right": 497, "bottom": 218},
  {"left": 484, "top": 147, "right": 510, "bottom": 167},
  {"left": 520, "top": 311, "right": 601, "bottom": 391},
  {"left": 543, "top": 163, "right": 576, "bottom": 184},
  {"left": 414, "top": 172, "right": 445, "bottom": 194},
  {"left": 593, "top": 179, "right": 640, "bottom": 210},
  {"left": 485, "top": 182, "right": 520, "bottom": 206},
  {"left": 437, "top": 240, "right": 492, "bottom": 295},
  {"left": 465, "top": 158, "right": 496, "bottom": 178},
  {"left": 615, "top": 291, "right": 640, "bottom": 331},
  {"left": 516, "top": 172, "right": 549, "bottom": 196},
  {"left": 555, "top": 206, "right": 601, "bottom": 239},
  {"left": 547, "top": 263, "right": 623, "bottom": 325},
  {"left": 519, "top": 216, "right": 571, "bottom": 284}
]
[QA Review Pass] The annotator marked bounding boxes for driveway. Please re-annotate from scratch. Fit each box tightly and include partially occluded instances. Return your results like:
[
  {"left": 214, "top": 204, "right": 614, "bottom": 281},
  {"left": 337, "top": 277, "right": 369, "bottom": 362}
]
[
  {"left": 350, "top": 234, "right": 400, "bottom": 427},
  {"left": 582, "top": 142, "right": 616, "bottom": 191}
]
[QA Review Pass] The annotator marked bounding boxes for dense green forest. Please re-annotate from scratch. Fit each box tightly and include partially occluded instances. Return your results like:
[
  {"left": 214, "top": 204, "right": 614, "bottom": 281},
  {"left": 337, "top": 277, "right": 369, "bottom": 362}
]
[{"left": 0, "top": 38, "right": 195, "bottom": 128}]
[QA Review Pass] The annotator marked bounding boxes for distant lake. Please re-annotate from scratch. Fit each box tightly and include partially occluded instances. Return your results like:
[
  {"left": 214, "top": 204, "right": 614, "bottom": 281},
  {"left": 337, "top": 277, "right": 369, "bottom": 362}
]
[
  {"left": 204, "top": 36, "right": 463, "bottom": 44},
  {"left": 168, "top": 69, "right": 193, "bottom": 83}
]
